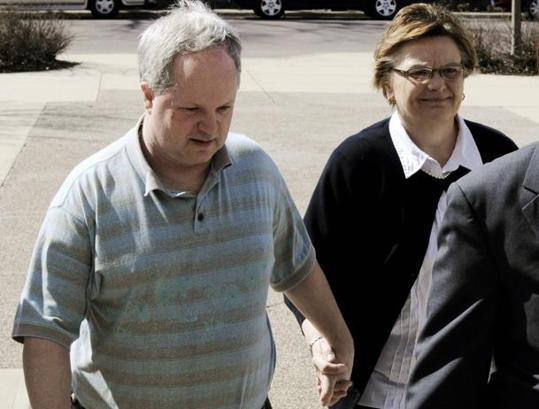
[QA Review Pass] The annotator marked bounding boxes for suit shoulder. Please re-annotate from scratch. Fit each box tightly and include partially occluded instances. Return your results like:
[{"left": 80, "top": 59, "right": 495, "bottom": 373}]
[{"left": 457, "top": 142, "right": 536, "bottom": 197}]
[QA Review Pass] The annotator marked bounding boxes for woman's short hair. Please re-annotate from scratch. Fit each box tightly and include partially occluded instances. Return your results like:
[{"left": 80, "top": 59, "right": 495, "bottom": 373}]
[
  {"left": 138, "top": 0, "right": 242, "bottom": 95},
  {"left": 373, "top": 3, "right": 477, "bottom": 99}
]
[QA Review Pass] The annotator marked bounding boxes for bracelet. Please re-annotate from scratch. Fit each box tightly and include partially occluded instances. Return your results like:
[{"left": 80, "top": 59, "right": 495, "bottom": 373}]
[{"left": 308, "top": 335, "right": 323, "bottom": 352}]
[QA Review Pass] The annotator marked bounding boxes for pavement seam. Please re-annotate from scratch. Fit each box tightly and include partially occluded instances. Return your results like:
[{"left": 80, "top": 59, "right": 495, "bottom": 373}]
[
  {"left": 0, "top": 102, "right": 45, "bottom": 188},
  {"left": 245, "top": 69, "right": 277, "bottom": 105}
]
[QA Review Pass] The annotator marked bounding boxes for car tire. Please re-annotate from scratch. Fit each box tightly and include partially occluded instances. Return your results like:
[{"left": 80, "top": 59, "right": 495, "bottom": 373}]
[
  {"left": 528, "top": 0, "right": 539, "bottom": 19},
  {"left": 89, "top": 0, "right": 120, "bottom": 18},
  {"left": 365, "top": 0, "right": 400, "bottom": 19},
  {"left": 253, "top": 0, "right": 285, "bottom": 19}
]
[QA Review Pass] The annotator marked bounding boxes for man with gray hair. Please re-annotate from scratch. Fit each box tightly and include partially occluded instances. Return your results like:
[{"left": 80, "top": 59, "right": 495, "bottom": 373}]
[{"left": 12, "top": 1, "right": 353, "bottom": 409}]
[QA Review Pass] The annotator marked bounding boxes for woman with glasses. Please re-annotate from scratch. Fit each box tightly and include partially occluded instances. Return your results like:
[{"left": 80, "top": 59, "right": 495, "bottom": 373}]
[{"left": 285, "top": 4, "right": 517, "bottom": 409}]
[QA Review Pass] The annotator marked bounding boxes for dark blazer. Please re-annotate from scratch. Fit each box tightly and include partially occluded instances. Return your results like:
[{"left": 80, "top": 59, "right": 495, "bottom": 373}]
[
  {"left": 406, "top": 142, "right": 539, "bottom": 409},
  {"left": 285, "top": 117, "right": 518, "bottom": 405}
]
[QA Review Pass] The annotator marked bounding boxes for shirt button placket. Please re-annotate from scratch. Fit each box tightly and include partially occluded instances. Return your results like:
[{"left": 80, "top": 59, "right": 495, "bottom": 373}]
[{"left": 194, "top": 206, "right": 206, "bottom": 234}]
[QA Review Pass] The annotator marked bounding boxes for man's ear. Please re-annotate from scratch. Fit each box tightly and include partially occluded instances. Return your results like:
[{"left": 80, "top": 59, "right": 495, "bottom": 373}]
[{"left": 140, "top": 82, "right": 154, "bottom": 112}]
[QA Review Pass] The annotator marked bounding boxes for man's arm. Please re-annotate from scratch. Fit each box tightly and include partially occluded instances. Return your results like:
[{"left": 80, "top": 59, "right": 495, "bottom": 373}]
[
  {"left": 285, "top": 261, "right": 354, "bottom": 407},
  {"left": 405, "top": 183, "right": 499, "bottom": 409},
  {"left": 12, "top": 206, "right": 92, "bottom": 408},
  {"left": 23, "top": 337, "right": 72, "bottom": 409}
]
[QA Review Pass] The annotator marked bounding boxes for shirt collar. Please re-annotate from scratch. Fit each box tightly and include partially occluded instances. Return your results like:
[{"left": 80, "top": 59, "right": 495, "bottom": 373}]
[
  {"left": 389, "top": 111, "right": 483, "bottom": 179},
  {"left": 126, "top": 115, "right": 232, "bottom": 197}
]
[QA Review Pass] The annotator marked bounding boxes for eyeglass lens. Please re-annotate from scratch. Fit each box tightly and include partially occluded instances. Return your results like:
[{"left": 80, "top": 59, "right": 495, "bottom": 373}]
[{"left": 407, "top": 66, "right": 463, "bottom": 81}]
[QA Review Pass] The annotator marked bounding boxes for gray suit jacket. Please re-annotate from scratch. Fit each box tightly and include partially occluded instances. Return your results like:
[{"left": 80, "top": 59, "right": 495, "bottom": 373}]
[{"left": 406, "top": 142, "right": 539, "bottom": 409}]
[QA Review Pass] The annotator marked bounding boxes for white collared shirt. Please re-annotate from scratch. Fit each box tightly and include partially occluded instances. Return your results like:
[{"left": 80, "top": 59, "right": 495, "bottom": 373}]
[{"left": 358, "top": 112, "right": 483, "bottom": 409}]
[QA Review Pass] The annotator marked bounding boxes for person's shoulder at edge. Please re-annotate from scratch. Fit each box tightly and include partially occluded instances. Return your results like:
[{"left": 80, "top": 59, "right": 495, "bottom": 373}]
[{"left": 453, "top": 141, "right": 537, "bottom": 200}]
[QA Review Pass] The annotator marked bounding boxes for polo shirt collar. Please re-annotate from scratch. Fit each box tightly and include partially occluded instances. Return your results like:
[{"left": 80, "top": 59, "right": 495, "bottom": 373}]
[
  {"left": 125, "top": 115, "right": 232, "bottom": 197},
  {"left": 389, "top": 111, "right": 483, "bottom": 179}
]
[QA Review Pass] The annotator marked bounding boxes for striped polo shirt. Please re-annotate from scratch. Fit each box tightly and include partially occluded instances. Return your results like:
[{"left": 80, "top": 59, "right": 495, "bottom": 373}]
[{"left": 12, "top": 119, "right": 315, "bottom": 409}]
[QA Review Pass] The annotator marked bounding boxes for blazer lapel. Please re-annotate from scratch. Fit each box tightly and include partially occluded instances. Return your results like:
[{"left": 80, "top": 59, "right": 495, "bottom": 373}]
[{"left": 522, "top": 144, "right": 539, "bottom": 239}]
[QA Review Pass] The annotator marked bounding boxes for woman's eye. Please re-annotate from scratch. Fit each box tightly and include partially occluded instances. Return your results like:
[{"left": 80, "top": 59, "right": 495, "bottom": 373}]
[{"left": 409, "top": 69, "right": 431, "bottom": 80}]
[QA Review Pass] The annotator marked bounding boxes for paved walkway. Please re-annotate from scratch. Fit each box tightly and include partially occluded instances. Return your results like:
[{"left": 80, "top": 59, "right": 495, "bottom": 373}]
[{"left": 1, "top": 36, "right": 538, "bottom": 409}]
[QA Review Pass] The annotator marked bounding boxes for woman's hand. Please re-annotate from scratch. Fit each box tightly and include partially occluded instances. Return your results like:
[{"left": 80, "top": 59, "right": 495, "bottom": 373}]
[{"left": 310, "top": 336, "right": 353, "bottom": 407}]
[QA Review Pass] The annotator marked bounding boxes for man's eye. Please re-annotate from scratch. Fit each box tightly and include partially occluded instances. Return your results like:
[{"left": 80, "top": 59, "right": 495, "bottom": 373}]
[{"left": 441, "top": 68, "right": 460, "bottom": 77}]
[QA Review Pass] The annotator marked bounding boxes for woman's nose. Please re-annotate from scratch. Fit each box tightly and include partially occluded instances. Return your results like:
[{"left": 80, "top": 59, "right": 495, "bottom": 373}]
[{"left": 426, "top": 72, "right": 447, "bottom": 90}]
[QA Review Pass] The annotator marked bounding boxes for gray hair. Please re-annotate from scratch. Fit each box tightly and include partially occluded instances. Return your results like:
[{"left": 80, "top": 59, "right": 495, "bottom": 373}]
[{"left": 138, "top": 0, "right": 242, "bottom": 95}]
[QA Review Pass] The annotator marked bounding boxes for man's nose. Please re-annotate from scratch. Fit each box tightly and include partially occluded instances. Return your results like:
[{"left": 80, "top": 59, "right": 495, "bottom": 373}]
[{"left": 198, "top": 112, "right": 218, "bottom": 136}]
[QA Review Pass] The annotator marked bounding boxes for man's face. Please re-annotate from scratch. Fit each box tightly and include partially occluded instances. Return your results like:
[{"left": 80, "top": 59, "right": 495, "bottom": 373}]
[{"left": 142, "top": 47, "right": 239, "bottom": 173}]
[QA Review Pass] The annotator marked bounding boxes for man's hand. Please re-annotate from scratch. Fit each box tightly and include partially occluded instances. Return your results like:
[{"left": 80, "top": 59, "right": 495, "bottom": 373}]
[
  {"left": 285, "top": 262, "right": 354, "bottom": 407},
  {"left": 311, "top": 336, "right": 353, "bottom": 407}
]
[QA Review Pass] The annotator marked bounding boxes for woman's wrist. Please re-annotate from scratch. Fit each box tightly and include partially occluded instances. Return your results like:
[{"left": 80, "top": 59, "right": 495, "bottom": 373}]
[{"left": 308, "top": 335, "right": 324, "bottom": 353}]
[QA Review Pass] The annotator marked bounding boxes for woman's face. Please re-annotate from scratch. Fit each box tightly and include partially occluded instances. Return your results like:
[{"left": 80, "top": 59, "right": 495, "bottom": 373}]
[{"left": 384, "top": 36, "right": 465, "bottom": 128}]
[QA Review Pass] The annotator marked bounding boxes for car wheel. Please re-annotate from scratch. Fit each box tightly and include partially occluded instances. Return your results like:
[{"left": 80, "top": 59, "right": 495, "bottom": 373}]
[
  {"left": 254, "top": 0, "right": 285, "bottom": 19},
  {"left": 528, "top": 0, "right": 539, "bottom": 19},
  {"left": 365, "top": 0, "right": 400, "bottom": 19},
  {"left": 89, "top": 0, "right": 120, "bottom": 18}
]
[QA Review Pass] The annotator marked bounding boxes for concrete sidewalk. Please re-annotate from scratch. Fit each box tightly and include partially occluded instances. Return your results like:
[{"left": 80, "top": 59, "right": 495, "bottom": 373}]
[{"left": 1, "top": 48, "right": 538, "bottom": 409}]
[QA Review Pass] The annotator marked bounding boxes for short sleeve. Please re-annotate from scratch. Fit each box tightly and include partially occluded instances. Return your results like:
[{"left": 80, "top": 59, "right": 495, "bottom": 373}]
[
  {"left": 270, "top": 174, "right": 315, "bottom": 293},
  {"left": 12, "top": 206, "right": 93, "bottom": 348}
]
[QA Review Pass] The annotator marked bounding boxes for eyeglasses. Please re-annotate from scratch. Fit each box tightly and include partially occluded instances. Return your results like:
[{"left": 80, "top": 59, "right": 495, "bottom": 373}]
[{"left": 392, "top": 65, "right": 464, "bottom": 82}]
